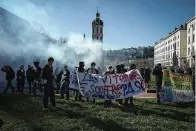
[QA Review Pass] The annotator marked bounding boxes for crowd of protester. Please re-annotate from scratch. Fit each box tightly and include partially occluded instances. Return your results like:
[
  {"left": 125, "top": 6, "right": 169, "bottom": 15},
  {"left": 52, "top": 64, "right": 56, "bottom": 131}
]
[{"left": 1, "top": 55, "right": 195, "bottom": 109}]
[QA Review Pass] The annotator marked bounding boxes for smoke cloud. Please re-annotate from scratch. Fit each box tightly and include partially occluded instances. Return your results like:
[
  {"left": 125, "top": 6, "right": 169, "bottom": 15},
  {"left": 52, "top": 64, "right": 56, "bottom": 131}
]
[{"left": 0, "top": 0, "right": 103, "bottom": 72}]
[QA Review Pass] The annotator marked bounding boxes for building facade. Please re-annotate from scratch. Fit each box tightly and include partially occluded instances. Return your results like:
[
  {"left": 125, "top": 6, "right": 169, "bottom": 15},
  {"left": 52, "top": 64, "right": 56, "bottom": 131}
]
[
  {"left": 154, "top": 24, "right": 187, "bottom": 67},
  {"left": 186, "top": 16, "right": 195, "bottom": 67}
]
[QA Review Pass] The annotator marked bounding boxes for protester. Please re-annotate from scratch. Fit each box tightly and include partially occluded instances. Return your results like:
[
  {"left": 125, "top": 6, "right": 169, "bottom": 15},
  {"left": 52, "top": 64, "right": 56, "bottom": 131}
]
[
  {"left": 144, "top": 66, "right": 151, "bottom": 89},
  {"left": 124, "top": 64, "right": 136, "bottom": 106},
  {"left": 26, "top": 65, "right": 34, "bottom": 94},
  {"left": 104, "top": 65, "right": 115, "bottom": 107},
  {"left": 139, "top": 67, "right": 145, "bottom": 79},
  {"left": 41, "top": 57, "right": 56, "bottom": 110},
  {"left": 116, "top": 64, "right": 123, "bottom": 105},
  {"left": 75, "top": 61, "right": 85, "bottom": 101},
  {"left": 152, "top": 63, "right": 163, "bottom": 104},
  {"left": 57, "top": 65, "right": 70, "bottom": 99},
  {"left": 1, "top": 65, "right": 15, "bottom": 93},
  {"left": 120, "top": 64, "right": 128, "bottom": 105},
  {"left": 32, "top": 61, "right": 42, "bottom": 97},
  {"left": 86, "top": 62, "right": 99, "bottom": 103},
  {"left": 16, "top": 65, "right": 25, "bottom": 94}
]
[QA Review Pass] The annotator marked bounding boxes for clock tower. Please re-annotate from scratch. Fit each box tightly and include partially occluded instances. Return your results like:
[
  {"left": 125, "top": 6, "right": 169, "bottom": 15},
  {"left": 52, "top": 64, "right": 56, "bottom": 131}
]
[{"left": 92, "top": 6, "right": 103, "bottom": 42}]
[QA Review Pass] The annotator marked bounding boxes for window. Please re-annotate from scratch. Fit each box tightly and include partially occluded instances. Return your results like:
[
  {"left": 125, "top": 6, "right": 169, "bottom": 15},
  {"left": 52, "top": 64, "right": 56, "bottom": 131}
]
[
  {"left": 96, "top": 27, "right": 99, "bottom": 33},
  {"left": 100, "top": 27, "right": 103, "bottom": 33},
  {"left": 97, "top": 36, "right": 99, "bottom": 40},
  {"left": 192, "top": 34, "right": 195, "bottom": 42},
  {"left": 178, "top": 35, "right": 179, "bottom": 39},
  {"left": 100, "top": 36, "right": 103, "bottom": 41},
  {"left": 93, "top": 28, "right": 95, "bottom": 33},
  {"left": 188, "top": 36, "right": 190, "bottom": 44},
  {"left": 188, "top": 47, "right": 190, "bottom": 55},
  {"left": 193, "top": 24, "right": 195, "bottom": 31},
  {"left": 171, "top": 45, "right": 172, "bottom": 50},
  {"left": 173, "top": 43, "right": 176, "bottom": 50},
  {"left": 188, "top": 28, "right": 190, "bottom": 33},
  {"left": 177, "top": 42, "right": 179, "bottom": 47}
]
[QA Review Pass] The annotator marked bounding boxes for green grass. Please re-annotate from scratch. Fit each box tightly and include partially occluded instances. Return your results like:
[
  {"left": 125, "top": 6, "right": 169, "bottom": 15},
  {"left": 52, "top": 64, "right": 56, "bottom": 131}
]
[{"left": 0, "top": 94, "right": 195, "bottom": 131}]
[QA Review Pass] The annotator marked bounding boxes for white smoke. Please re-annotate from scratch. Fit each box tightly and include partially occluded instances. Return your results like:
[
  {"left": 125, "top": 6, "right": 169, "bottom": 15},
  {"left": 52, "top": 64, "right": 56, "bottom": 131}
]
[{"left": 0, "top": 0, "right": 103, "bottom": 71}]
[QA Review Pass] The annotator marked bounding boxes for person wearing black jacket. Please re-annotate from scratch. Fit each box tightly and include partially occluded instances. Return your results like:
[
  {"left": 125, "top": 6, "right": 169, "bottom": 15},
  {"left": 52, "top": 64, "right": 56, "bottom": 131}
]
[
  {"left": 104, "top": 65, "right": 115, "bottom": 107},
  {"left": 1, "top": 65, "right": 15, "bottom": 93},
  {"left": 16, "top": 65, "right": 25, "bottom": 94},
  {"left": 152, "top": 63, "right": 163, "bottom": 104},
  {"left": 32, "top": 61, "right": 42, "bottom": 97},
  {"left": 86, "top": 62, "right": 99, "bottom": 103},
  {"left": 41, "top": 57, "right": 56, "bottom": 110},
  {"left": 57, "top": 65, "right": 70, "bottom": 99},
  {"left": 75, "top": 61, "right": 85, "bottom": 101},
  {"left": 26, "top": 65, "right": 34, "bottom": 94}
]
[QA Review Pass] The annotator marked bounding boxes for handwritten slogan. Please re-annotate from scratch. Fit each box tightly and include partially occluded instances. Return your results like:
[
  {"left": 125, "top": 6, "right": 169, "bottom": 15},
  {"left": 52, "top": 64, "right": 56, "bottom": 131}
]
[
  {"left": 160, "top": 69, "right": 194, "bottom": 102},
  {"left": 69, "top": 68, "right": 78, "bottom": 90},
  {"left": 76, "top": 70, "right": 145, "bottom": 100}
]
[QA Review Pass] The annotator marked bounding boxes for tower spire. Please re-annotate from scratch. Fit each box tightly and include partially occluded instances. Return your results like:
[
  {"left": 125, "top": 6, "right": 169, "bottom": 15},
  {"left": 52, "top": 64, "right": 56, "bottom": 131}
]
[
  {"left": 97, "top": 5, "right": 100, "bottom": 13},
  {"left": 83, "top": 33, "right": 85, "bottom": 38},
  {"left": 96, "top": 6, "right": 100, "bottom": 18}
]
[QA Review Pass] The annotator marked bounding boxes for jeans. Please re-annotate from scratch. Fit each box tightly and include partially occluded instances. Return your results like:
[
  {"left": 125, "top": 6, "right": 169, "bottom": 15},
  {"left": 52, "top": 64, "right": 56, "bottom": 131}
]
[{"left": 61, "top": 84, "right": 69, "bottom": 99}]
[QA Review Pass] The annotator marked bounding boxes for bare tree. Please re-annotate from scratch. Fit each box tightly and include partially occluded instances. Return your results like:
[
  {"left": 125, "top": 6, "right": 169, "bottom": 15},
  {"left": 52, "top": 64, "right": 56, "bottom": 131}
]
[
  {"left": 58, "top": 36, "right": 68, "bottom": 43},
  {"left": 31, "top": 21, "right": 68, "bottom": 44}
]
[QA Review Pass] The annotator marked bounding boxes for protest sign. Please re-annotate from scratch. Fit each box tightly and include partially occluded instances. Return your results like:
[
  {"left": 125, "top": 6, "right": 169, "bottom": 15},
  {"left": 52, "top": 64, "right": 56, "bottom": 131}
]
[
  {"left": 160, "top": 69, "right": 194, "bottom": 102},
  {"left": 76, "top": 69, "right": 145, "bottom": 100}
]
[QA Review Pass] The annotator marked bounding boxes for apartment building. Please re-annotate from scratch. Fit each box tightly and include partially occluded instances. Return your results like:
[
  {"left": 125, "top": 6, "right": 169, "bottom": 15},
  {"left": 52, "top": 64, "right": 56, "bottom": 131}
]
[
  {"left": 154, "top": 24, "right": 187, "bottom": 67},
  {"left": 186, "top": 16, "right": 195, "bottom": 67}
]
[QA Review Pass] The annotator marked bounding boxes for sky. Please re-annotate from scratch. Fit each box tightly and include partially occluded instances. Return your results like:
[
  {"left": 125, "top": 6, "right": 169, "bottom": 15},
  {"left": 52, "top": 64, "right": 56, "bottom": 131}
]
[{"left": 0, "top": 0, "right": 195, "bottom": 50}]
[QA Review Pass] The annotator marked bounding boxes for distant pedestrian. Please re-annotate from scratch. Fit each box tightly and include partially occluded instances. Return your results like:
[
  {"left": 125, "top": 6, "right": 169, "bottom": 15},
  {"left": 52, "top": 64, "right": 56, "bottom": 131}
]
[
  {"left": 32, "top": 61, "right": 42, "bottom": 97},
  {"left": 152, "top": 63, "right": 163, "bottom": 104},
  {"left": 16, "top": 65, "right": 25, "bottom": 94},
  {"left": 144, "top": 66, "right": 151, "bottom": 89},
  {"left": 1, "top": 65, "right": 15, "bottom": 93},
  {"left": 58, "top": 65, "right": 70, "bottom": 99},
  {"left": 26, "top": 65, "right": 34, "bottom": 94}
]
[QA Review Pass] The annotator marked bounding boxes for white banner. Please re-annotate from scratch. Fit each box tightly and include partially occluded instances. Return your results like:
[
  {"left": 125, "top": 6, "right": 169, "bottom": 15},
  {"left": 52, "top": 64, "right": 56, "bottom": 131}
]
[
  {"left": 69, "top": 68, "right": 79, "bottom": 90},
  {"left": 74, "top": 69, "right": 145, "bottom": 100}
]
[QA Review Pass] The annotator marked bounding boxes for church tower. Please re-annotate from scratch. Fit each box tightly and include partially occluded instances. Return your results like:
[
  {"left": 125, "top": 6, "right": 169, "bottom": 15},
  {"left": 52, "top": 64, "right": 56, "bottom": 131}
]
[{"left": 92, "top": 6, "right": 103, "bottom": 42}]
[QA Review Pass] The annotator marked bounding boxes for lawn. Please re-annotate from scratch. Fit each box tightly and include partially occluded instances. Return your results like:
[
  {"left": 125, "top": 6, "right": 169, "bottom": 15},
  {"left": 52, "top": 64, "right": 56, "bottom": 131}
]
[{"left": 0, "top": 94, "right": 195, "bottom": 131}]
